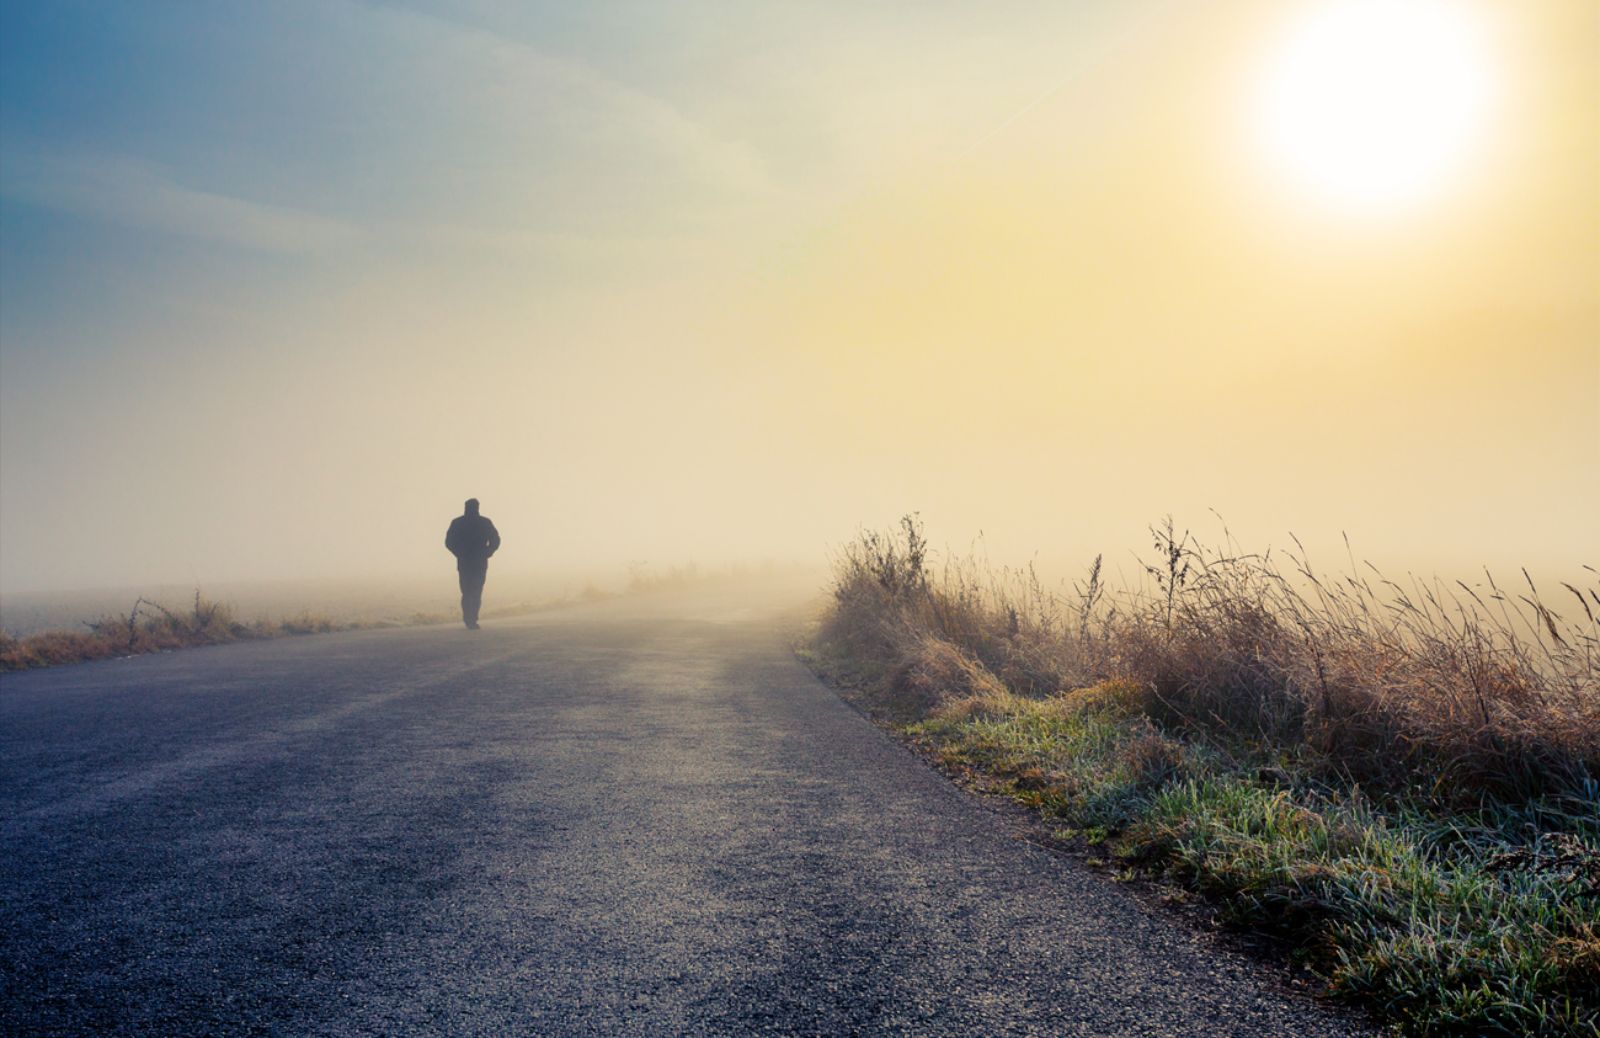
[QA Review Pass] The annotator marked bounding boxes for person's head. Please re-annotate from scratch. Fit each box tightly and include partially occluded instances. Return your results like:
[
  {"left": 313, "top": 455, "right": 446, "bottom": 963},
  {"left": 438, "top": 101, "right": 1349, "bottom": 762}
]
[{"left": 464, "top": 498, "right": 480, "bottom": 516}]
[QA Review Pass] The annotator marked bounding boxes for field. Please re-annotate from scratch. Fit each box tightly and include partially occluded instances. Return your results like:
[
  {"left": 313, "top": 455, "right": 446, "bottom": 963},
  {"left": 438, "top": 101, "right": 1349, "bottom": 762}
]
[
  {"left": 806, "top": 516, "right": 1599, "bottom": 1037},
  {"left": 0, "top": 564, "right": 814, "bottom": 673},
  {"left": 0, "top": 571, "right": 605, "bottom": 671}
]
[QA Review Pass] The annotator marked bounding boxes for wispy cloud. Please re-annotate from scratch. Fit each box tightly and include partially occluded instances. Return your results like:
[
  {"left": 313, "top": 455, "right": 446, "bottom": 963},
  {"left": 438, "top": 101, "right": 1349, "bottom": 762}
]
[
  {"left": 1, "top": 4, "right": 780, "bottom": 266},
  {"left": 0, "top": 145, "right": 361, "bottom": 254},
  {"left": 353, "top": 0, "right": 778, "bottom": 200}
]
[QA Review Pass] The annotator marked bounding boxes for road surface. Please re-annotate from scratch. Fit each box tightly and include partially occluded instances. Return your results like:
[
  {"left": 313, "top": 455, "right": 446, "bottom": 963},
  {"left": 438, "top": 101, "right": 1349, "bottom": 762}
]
[{"left": 1, "top": 582, "right": 1370, "bottom": 1037}]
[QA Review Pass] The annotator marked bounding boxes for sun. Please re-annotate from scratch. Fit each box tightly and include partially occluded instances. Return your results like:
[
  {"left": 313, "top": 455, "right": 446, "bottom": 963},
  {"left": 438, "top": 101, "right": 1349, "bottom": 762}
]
[{"left": 1254, "top": 0, "right": 1497, "bottom": 215}]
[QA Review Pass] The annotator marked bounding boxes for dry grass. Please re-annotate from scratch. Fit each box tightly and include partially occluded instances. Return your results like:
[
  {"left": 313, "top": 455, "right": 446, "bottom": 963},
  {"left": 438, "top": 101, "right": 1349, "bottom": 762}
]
[
  {"left": 823, "top": 515, "right": 1598, "bottom": 809},
  {"left": 0, "top": 572, "right": 724, "bottom": 674},
  {"left": 812, "top": 516, "right": 1599, "bottom": 1034},
  {"left": 0, "top": 591, "right": 354, "bottom": 672}
]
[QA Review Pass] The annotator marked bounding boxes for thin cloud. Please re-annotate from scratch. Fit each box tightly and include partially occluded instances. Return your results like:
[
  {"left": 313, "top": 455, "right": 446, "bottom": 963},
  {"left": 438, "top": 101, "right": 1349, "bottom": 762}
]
[
  {"left": 0, "top": 145, "right": 361, "bottom": 254},
  {"left": 353, "top": 0, "right": 778, "bottom": 200}
]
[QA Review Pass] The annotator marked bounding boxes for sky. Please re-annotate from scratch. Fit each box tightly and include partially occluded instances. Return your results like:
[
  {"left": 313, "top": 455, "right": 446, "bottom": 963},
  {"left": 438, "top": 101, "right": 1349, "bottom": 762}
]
[{"left": 1, "top": 0, "right": 1596, "bottom": 594}]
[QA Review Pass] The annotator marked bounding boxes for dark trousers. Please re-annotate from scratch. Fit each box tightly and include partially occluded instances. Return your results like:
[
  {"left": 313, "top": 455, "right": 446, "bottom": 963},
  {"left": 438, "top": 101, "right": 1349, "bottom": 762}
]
[{"left": 458, "top": 563, "right": 488, "bottom": 626}]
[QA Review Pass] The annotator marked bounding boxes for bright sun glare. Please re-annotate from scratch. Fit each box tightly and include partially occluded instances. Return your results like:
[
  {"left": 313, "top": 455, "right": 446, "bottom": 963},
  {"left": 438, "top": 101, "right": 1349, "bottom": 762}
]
[{"left": 1256, "top": 0, "right": 1496, "bottom": 214}]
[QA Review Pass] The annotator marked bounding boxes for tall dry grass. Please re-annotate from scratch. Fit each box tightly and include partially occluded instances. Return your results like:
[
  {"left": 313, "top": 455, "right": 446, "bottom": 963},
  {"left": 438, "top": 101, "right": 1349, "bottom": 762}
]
[{"left": 821, "top": 515, "right": 1598, "bottom": 809}]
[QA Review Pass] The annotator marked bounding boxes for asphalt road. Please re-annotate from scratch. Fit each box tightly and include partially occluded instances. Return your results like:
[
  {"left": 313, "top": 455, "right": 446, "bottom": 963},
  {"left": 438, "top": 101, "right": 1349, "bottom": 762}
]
[{"left": 1, "top": 582, "right": 1371, "bottom": 1037}]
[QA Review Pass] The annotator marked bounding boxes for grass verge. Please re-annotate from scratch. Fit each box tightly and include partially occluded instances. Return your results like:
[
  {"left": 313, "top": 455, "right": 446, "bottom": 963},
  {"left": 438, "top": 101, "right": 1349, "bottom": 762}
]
[
  {"left": 0, "top": 591, "right": 451, "bottom": 672},
  {"left": 0, "top": 586, "right": 625, "bottom": 673},
  {"left": 806, "top": 516, "right": 1599, "bottom": 1037}
]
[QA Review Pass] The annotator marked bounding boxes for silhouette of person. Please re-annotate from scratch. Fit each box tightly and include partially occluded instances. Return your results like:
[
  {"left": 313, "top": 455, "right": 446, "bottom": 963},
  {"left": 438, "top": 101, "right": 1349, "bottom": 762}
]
[{"left": 445, "top": 498, "right": 500, "bottom": 629}]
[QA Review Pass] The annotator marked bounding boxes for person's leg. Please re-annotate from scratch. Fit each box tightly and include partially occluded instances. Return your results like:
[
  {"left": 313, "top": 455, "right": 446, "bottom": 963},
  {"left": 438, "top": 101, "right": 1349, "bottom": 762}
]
[
  {"left": 458, "top": 567, "right": 477, "bottom": 628},
  {"left": 460, "top": 565, "right": 487, "bottom": 628}
]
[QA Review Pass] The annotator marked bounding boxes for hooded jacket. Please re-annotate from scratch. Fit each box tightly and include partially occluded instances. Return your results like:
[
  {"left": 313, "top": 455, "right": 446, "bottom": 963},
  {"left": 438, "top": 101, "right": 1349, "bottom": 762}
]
[{"left": 445, "top": 505, "right": 500, "bottom": 569}]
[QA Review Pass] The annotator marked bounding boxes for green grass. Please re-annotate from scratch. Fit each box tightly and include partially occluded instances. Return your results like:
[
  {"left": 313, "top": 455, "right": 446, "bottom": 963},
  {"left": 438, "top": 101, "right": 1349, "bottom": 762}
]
[{"left": 888, "top": 682, "right": 1600, "bottom": 1036}]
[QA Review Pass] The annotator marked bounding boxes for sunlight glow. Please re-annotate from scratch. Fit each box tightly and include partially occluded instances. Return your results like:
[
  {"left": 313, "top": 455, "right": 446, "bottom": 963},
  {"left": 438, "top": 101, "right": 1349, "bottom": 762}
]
[{"left": 1256, "top": 0, "right": 1496, "bottom": 214}]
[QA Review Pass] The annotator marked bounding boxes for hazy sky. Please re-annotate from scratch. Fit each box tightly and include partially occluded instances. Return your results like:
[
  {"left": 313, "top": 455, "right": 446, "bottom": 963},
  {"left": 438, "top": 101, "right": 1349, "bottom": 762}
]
[{"left": 1, "top": 0, "right": 1595, "bottom": 593}]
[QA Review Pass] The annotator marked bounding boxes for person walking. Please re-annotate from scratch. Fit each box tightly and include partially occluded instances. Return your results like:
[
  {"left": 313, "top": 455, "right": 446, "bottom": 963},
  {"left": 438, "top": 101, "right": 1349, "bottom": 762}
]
[{"left": 445, "top": 498, "right": 500, "bottom": 629}]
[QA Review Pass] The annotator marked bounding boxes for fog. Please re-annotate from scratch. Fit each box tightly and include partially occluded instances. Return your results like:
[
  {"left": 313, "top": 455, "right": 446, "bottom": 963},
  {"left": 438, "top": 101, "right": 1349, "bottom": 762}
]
[{"left": 1, "top": 1, "right": 1594, "bottom": 608}]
